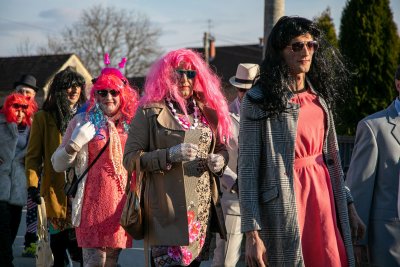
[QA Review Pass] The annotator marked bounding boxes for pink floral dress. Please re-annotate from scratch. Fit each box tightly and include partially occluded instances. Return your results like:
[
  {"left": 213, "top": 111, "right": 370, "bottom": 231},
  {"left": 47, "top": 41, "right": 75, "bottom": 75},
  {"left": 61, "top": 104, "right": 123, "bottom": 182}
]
[
  {"left": 76, "top": 124, "right": 132, "bottom": 248},
  {"left": 291, "top": 89, "right": 348, "bottom": 267},
  {"left": 152, "top": 114, "right": 212, "bottom": 266}
]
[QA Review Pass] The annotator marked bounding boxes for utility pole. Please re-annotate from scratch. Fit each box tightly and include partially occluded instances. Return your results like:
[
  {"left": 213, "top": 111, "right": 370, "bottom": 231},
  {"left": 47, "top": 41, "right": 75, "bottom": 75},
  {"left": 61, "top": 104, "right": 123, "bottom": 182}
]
[
  {"left": 204, "top": 31, "right": 210, "bottom": 65},
  {"left": 263, "top": 0, "right": 285, "bottom": 59}
]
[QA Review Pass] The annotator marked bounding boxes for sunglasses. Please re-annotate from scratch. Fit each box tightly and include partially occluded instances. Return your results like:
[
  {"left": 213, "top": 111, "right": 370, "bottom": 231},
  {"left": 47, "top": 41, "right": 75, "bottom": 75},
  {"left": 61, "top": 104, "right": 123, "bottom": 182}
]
[
  {"left": 96, "top": 89, "right": 121, "bottom": 98},
  {"left": 287, "top": 41, "right": 319, "bottom": 52},
  {"left": 175, "top": 69, "right": 196, "bottom": 79},
  {"left": 237, "top": 88, "right": 247, "bottom": 93},
  {"left": 12, "top": 103, "right": 28, "bottom": 110}
]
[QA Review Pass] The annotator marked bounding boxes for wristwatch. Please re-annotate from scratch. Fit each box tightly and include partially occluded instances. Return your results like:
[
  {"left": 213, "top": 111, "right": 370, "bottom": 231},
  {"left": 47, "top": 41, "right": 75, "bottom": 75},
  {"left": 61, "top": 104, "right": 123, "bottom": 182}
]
[{"left": 69, "top": 141, "right": 81, "bottom": 153}]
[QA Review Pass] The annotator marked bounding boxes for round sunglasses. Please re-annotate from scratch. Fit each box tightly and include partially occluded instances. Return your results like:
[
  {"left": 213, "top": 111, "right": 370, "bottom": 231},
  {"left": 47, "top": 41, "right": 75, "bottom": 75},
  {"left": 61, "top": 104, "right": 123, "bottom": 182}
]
[
  {"left": 287, "top": 41, "right": 319, "bottom": 52},
  {"left": 175, "top": 69, "right": 196, "bottom": 79},
  {"left": 96, "top": 89, "right": 121, "bottom": 98}
]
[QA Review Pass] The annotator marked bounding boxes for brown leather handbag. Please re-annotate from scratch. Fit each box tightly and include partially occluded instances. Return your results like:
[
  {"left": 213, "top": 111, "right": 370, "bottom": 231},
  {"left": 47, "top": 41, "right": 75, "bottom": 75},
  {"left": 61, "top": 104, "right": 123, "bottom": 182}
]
[{"left": 120, "top": 155, "right": 145, "bottom": 240}]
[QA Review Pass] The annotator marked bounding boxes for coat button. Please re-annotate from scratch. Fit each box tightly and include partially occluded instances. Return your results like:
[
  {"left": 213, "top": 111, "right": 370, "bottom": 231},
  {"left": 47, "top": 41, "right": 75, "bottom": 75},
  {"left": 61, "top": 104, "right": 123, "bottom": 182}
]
[{"left": 327, "top": 159, "right": 334, "bottom": 166}]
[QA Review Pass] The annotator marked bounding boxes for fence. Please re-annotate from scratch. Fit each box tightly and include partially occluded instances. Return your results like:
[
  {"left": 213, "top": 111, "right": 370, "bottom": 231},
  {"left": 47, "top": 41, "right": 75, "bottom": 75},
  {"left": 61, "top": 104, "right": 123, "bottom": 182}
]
[{"left": 337, "top": 135, "right": 355, "bottom": 177}]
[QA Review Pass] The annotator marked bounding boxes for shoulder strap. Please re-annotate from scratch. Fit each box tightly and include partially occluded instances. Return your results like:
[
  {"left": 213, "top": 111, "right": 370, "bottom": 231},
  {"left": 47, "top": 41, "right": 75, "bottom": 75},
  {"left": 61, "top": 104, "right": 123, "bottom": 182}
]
[{"left": 75, "top": 138, "right": 110, "bottom": 185}]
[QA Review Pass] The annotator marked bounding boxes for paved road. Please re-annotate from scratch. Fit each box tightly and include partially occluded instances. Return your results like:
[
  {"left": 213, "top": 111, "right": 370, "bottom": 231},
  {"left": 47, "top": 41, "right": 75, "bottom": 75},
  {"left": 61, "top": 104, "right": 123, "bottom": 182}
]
[{"left": 13, "top": 209, "right": 243, "bottom": 267}]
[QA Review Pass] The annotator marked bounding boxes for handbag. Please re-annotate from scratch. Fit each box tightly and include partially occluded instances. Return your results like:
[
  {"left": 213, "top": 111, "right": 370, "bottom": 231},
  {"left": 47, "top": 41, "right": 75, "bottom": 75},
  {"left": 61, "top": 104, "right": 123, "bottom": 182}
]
[
  {"left": 64, "top": 139, "right": 110, "bottom": 198},
  {"left": 120, "top": 155, "right": 145, "bottom": 240},
  {"left": 36, "top": 197, "right": 54, "bottom": 267}
]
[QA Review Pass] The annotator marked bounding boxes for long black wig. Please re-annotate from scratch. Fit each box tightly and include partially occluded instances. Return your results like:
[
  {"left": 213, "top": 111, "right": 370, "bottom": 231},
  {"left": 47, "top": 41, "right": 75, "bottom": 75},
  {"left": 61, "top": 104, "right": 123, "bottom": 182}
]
[
  {"left": 42, "top": 66, "right": 87, "bottom": 134},
  {"left": 252, "top": 16, "right": 351, "bottom": 117}
]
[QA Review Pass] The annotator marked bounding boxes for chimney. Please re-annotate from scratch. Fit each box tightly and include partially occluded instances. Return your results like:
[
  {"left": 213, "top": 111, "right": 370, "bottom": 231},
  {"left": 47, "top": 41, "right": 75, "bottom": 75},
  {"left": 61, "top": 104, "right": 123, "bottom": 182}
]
[{"left": 259, "top": 37, "right": 264, "bottom": 47}]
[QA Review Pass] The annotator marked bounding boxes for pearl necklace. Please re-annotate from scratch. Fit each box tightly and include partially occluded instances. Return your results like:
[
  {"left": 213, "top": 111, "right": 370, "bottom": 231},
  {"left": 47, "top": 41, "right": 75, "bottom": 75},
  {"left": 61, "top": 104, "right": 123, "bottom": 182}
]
[{"left": 166, "top": 97, "right": 199, "bottom": 130}]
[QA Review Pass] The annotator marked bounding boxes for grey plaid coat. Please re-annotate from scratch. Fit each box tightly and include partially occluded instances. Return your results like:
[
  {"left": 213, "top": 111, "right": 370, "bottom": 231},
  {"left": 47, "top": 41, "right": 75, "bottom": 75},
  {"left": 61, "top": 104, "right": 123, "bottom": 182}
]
[{"left": 238, "top": 84, "right": 354, "bottom": 267}]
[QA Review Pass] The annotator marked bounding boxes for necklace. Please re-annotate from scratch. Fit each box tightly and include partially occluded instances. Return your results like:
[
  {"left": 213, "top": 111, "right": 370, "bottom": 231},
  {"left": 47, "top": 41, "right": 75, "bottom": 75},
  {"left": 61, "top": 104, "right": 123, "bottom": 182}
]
[{"left": 166, "top": 97, "right": 199, "bottom": 130}]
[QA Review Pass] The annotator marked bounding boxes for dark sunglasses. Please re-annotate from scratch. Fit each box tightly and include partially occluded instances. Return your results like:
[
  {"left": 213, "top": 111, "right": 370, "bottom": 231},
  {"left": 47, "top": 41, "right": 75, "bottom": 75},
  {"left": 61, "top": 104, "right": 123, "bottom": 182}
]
[
  {"left": 12, "top": 103, "right": 28, "bottom": 110},
  {"left": 237, "top": 88, "right": 247, "bottom": 93},
  {"left": 287, "top": 41, "right": 319, "bottom": 52},
  {"left": 96, "top": 89, "right": 121, "bottom": 98},
  {"left": 175, "top": 69, "right": 196, "bottom": 79}
]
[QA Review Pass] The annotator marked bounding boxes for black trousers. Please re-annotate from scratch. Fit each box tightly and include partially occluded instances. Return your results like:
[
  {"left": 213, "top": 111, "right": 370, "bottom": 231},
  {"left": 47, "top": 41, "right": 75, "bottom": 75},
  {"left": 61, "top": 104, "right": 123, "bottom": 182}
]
[
  {"left": 0, "top": 201, "right": 23, "bottom": 267},
  {"left": 50, "top": 228, "right": 83, "bottom": 267}
]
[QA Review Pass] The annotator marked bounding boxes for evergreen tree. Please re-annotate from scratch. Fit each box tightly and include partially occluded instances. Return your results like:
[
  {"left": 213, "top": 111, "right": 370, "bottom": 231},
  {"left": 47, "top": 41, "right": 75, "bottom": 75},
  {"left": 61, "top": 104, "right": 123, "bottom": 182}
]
[
  {"left": 314, "top": 7, "right": 338, "bottom": 48},
  {"left": 339, "top": 0, "right": 400, "bottom": 135}
]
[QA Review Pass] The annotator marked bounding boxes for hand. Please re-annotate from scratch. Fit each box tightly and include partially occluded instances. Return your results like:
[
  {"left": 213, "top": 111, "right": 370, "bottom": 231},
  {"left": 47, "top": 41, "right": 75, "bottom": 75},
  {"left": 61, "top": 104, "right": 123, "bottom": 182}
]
[
  {"left": 207, "top": 153, "right": 225, "bottom": 173},
  {"left": 245, "top": 231, "right": 268, "bottom": 267},
  {"left": 168, "top": 143, "right": 199, "bottom": 163},
  {"left": 348, "top": 203, "right": 366, "bottom": 244},
  {"left": 353, "top": 245, "right": 369, "bottom": 266},
  {"left": 230, "top": 180, "right": 239, "bottom": 194},
  {"left": 28, "top": 186, "right": 42, "bottom": 204},
  {"left": 70, "top": 121, "right": 96, "bottom": 150}
]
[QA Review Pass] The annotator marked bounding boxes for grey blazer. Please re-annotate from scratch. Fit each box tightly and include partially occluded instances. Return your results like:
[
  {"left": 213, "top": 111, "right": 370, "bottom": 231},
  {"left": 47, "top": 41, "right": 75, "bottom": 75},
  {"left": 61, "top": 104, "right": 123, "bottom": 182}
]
[
  {"left": 345, "top": 101, "right": 400, "bottom": 267},
  {"left": 219, "top": 113, "right": 240, "bottom": 216},
  {"left": 238, "top": 84, "right": 354, "bottom": 266}
]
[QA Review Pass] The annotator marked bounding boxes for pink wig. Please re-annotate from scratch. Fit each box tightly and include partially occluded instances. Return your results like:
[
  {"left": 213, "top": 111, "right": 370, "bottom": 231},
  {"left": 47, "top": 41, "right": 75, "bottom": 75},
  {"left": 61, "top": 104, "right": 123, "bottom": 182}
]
[
  {"left": 1, "top": 93, "right": 38, "bottom": 126},
  {"left": 87, "top": 68, "right": 139, "bottom": 127},
  {"left": 141, "top": 48, "right": 232, "bottom": 142}
]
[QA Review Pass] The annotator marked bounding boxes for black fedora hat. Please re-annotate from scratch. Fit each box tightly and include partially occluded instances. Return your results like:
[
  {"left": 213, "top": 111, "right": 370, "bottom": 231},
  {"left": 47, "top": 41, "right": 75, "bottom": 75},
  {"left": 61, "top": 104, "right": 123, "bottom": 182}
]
[{"left": 13, "top": 74, "right": 39, "bottom": 92}]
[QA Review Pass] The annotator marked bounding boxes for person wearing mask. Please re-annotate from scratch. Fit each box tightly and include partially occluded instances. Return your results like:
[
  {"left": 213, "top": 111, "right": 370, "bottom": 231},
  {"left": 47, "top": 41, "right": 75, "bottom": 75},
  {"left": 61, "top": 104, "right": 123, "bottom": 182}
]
[
  {"left": 25, "top": 66, "right": 87, "bottom": 266},
  {"left": 52, "top": 57, "right": 139, "bottom": 266},
  {"left": 212, "top": 63, "right": 259, "bottom": 267},
  {"left": 0, "top": 93, "right": 37, "bottom": 267},
  {"left": 123, "top": 48, "right": 231, "bottom": 267}
]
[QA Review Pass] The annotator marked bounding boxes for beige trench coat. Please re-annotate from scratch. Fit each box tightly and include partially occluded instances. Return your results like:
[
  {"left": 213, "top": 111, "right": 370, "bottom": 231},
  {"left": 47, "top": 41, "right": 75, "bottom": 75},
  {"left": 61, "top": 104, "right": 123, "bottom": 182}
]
[{"left": 123, "top": 101, "right": 228, "bottom": 246}]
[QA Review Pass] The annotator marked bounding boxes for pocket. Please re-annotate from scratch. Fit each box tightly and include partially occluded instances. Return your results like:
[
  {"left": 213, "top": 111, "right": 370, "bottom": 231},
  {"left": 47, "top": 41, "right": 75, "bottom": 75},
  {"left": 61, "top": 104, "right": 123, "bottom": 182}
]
[{"left": 260, "top": 187, "right": 279, "bottom": 203}]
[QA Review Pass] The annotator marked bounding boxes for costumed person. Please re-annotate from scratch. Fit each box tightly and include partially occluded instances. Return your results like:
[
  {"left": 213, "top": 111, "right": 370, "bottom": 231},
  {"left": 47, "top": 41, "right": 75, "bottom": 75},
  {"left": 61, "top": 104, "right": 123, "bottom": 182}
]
[
  {"left": 238, "top": 16, "right": 365, "bottom": 267},
  {"left": 12, "top": 73, "right": 41, "bottom": 258},
  {"left": 52, "top": 54, "right": 138, "bottom": 266},
  {"left": 25, "top": 66, "right": 87, "bottom": 267},
  {"left": 212, "top": 63, "right": 260, "bottom": 267},
  {"left": 123, "top": 48, "right": 231, "bottom": 267},
  {"left": 0, "top": 93, "right": 37, "bottom": 267}
]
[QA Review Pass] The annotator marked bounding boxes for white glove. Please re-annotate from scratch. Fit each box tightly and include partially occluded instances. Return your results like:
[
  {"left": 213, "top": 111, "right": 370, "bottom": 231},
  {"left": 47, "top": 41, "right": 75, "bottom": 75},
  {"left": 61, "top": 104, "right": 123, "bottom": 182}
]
[
  {"left": 207, "top": 153, "right": 225, "bottom": 173},
  {"left": 70, "top": 121, "right": 96, "bottom": 149},
  {"left": 168, "top": 143, "right": 199, "bottom": 163}
]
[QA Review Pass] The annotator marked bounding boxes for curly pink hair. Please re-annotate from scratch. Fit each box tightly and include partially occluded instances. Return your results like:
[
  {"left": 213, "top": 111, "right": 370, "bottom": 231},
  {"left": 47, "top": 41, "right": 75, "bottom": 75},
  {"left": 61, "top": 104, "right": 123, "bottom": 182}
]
[
  {"left": 141, "top": 48, "right": 232, "bottom": 142},
  {"left": 1, "top": 93, "right": 38, "bottom": 126},
  {"left": 86, "top": 68, "right": 139, "bottom": 126}
]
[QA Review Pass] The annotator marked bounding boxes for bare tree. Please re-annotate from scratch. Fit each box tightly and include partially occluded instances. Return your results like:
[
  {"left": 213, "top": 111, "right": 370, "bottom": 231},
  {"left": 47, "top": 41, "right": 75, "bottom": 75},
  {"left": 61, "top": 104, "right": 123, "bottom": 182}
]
[
  {"left": 38, "top": 5, "right": 162, "bottom": 76},
  {"left": 16, "top": 37, "right": 35, "bottom": 56}
]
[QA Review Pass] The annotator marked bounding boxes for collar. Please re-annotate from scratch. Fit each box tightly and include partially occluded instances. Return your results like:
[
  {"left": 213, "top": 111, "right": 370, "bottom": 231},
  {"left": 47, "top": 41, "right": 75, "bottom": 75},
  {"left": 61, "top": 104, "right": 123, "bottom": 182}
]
[
  {"left": 142, "top": 100, "right": 219, "bottom": 134},
  {"left": 395, "top": 97, "right": 400, "bottom": 116}
]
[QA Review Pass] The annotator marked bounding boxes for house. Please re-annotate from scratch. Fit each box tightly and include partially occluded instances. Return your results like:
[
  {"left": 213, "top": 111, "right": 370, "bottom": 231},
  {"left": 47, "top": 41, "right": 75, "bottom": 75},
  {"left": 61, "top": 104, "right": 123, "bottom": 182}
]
[
  {"left": 192, "top": 44, "right": 263, "bottom": 102},
  {"left": 0, "top": 53, "right": 92, "bottom": 106}
]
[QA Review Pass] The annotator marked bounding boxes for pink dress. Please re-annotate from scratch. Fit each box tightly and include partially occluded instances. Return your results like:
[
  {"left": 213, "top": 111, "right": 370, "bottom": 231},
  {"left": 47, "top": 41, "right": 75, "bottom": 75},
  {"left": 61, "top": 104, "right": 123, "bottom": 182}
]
[
  {"left": 291, "top": 90, "right": 348, "bottom": 267},
  {"left": 76, "top": 126, "right": 132, "bottom": 248}
]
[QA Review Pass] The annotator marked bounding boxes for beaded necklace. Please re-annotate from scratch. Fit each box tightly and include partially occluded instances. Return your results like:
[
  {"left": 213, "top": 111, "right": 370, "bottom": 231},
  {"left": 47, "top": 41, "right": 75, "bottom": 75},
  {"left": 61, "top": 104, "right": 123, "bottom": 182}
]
[{"left": 166, "top": 97, "right": 199, "bottom": 130}]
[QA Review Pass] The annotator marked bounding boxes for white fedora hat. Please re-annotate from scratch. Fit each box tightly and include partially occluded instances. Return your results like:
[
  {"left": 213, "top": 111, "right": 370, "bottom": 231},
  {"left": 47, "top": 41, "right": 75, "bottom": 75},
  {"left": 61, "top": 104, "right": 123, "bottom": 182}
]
[{"left": 229, "top": 63, "right": 260, "bottom": 89}]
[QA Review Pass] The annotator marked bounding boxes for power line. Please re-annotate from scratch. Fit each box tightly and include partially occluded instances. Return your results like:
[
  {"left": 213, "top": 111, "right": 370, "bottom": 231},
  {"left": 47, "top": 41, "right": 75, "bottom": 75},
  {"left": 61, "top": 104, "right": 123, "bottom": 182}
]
[
  {"left": 216, "top": 32, "right": 260, "bottom": 45},
  {"left": 162, "top": 40, "right": 201, "bottom": 48},
  {"left": 0, "top": 17, "right": 57, "bottom": 34}
]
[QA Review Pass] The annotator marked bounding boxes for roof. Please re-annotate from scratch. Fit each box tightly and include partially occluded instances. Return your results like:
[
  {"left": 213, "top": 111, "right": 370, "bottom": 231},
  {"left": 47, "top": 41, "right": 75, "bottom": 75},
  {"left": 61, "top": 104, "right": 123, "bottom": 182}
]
[
  {"left": 0, "top": 54, "right": 75, "bottom": 92},
  {"left": 191, "top": 44, "right": 263, "bottom": 84},
  {"left": 128, "top": 76, "right": 145, "bottom": 94}
]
